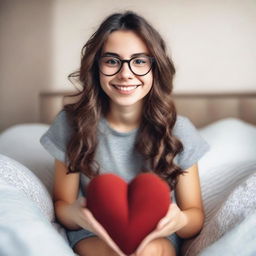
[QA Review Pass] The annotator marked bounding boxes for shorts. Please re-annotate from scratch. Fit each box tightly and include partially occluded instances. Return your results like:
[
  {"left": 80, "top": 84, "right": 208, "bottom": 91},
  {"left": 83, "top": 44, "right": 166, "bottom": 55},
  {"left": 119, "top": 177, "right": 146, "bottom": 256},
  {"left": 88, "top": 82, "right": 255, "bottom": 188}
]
[{"left": 66, "top": 228, "right": 182, "bottom": 255}]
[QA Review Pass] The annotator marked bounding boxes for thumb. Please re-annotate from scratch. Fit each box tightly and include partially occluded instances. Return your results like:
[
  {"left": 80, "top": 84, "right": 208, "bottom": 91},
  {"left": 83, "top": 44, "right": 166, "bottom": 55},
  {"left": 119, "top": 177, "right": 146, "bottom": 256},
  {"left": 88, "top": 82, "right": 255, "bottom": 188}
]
[{"left": 157, "top": 218, "right": 169, "bottom": 230}]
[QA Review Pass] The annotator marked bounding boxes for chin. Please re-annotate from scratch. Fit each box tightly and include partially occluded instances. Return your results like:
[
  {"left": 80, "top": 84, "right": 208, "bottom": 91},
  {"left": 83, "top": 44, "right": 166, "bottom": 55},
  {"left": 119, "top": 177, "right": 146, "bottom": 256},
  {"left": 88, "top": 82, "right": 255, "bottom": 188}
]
[{"left": 113, "top": 98, "right": 142, "bottom": 108}]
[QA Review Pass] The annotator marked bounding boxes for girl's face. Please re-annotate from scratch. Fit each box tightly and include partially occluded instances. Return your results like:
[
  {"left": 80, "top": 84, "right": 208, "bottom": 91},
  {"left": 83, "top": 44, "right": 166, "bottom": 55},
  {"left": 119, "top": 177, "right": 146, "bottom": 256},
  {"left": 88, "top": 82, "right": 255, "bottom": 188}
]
[{"left": 99, "top": 30, "right": 153, "bottom": 110}]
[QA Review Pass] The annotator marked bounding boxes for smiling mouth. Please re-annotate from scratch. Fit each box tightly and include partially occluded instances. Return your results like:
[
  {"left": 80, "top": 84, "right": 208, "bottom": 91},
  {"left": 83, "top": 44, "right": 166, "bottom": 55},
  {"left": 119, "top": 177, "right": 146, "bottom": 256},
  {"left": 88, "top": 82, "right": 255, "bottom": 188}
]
[{"left": 112, "top": 84, "right": 140, "bottom": 92}]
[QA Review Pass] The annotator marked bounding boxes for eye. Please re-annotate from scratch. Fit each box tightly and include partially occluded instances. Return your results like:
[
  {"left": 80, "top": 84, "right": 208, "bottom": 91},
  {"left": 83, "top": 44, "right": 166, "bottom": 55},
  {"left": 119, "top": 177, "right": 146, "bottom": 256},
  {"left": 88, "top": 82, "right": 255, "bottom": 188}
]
[
  {"left": 133, "top": 57, "right": 148, "bottom": 66},
  {"left": 102, "top": 57, "right": 120, "bottom": 66}
]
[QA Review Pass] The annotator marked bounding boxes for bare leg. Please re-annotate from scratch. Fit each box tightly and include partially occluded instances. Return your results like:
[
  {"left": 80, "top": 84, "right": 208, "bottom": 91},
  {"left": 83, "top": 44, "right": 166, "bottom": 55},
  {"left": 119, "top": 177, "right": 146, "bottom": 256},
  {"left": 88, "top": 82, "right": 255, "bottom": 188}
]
[
  {"left": 138, "top": 238, "right": 176, "bottom": 256},
  {"left": 74, "top": 237, "right": 176, "bottom": 256},
  {"left": 74, "top": 237, "right": 119, "bottom": 256}
]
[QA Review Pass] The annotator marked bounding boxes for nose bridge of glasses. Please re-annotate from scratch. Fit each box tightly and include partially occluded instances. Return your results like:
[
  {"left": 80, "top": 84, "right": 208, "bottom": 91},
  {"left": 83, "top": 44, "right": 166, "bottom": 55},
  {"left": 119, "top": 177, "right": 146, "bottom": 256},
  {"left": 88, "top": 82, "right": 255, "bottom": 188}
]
[{"left": 119, "top": 59, "right": 133, "bottom": 73}]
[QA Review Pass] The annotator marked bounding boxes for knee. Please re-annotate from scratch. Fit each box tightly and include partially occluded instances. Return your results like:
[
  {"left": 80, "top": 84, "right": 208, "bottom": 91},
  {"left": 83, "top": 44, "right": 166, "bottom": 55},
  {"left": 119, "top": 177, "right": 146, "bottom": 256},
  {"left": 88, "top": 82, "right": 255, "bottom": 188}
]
[
  {"left": 74, "top": 237, "right": 119, "bottom": 256},
  {"left": 138, "top": 238, "right": 164, "bottom": 256},
  {"left": 138, "top": 238, "right": 176, "bottom": 256},
  {"left": 99, "top": 241, "right": 119, "bottom": 256}
]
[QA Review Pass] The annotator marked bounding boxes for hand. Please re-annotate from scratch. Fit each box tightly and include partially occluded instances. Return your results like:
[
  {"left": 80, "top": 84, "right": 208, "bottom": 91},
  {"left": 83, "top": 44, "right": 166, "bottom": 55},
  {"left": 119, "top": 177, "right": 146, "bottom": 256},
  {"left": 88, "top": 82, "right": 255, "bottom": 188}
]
[
  {"left": 133, "top": 203, "right": 187, "bottom": 256},
  {"left": 70, "top": 197, "right": 126, "bottom": 256}
]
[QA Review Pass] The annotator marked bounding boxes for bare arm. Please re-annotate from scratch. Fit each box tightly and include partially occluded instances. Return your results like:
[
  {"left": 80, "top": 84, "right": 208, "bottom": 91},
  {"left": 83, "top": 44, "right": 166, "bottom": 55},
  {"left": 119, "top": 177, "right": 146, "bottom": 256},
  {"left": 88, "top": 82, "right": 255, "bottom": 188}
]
[
  {"left": 53, "top": 159, "right": 126, "bottom": 256},
  {"left": 53, "top": 159, "right": 82, "bottom": 230},
  {"left": 175, "top": 163, "right": 205, "bottom": 239}
]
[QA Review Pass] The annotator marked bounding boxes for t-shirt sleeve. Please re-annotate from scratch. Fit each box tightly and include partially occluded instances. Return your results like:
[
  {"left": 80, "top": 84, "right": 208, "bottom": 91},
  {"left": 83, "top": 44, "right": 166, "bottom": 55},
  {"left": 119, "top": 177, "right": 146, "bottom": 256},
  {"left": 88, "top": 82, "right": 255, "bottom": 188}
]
[
  {"left": 40, "top": 110, "right": 73, "bottom": 163},
  {"left": 173, "top": 116, "right": 210, "bottom": 171}
]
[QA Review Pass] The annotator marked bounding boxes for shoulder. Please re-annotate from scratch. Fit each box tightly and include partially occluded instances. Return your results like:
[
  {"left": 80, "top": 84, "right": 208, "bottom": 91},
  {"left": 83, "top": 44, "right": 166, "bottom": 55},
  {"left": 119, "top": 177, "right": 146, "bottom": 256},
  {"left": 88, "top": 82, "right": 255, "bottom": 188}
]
[
  {"left": 172, "top": 115, "right": 210, "bottom": 170},
  {"left": 40, "top": 110, "right": 74, "bottom": 161},
  {"left": 43, "top": 110, "right": 73, "bottom": 141},
  {"left": 50, "top": 110, "right": 72, "bottom": 132},
  {"left": 173, "top": 115, "right": 198, "bottom": 138},
  {"left": 52, "top": 110, "right": 70, "bottom": 127}
]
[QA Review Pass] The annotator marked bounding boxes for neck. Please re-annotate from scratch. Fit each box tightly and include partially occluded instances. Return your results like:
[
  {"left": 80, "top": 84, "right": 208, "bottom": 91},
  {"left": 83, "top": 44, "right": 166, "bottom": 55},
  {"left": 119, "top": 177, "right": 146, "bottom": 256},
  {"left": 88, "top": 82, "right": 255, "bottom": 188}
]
[{"left": 106, "top": 103, "right": 143, "bottom": 132}]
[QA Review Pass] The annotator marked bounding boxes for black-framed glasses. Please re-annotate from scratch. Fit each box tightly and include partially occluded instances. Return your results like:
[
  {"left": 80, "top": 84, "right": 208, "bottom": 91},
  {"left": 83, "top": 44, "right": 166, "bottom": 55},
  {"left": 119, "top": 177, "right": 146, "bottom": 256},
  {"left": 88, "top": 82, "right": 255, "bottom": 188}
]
[{"left": 98, "top": 55, "right": 155, "bottom": 76}]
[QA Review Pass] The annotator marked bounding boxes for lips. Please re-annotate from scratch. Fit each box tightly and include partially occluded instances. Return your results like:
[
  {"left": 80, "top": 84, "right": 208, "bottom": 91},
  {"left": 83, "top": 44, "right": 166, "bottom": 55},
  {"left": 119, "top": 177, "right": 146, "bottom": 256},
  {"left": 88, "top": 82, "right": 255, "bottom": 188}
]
[{"left": 111, "top": 84, "right": 141, "bottom": 93}]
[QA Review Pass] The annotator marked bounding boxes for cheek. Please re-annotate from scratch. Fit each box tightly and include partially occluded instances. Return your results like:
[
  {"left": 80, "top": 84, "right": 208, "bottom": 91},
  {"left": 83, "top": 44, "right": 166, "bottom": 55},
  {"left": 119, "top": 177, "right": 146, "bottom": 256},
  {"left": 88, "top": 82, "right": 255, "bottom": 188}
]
[
  {"left": 99, "top": 74, "right": 109, "bottom": 90},
  {"left": 99, "top": 74, "right": 105, "bottom": 87},
  {"left": 144, "top": 73, "right": 153, "bottom": 90}
]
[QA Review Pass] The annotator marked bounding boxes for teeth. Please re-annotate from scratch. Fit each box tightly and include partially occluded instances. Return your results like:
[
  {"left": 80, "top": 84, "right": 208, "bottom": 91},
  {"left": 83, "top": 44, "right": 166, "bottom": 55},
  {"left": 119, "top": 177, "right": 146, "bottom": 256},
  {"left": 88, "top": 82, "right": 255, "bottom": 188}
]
[{"left": 115, "top": 85, "right": 138, "bottom": 91}]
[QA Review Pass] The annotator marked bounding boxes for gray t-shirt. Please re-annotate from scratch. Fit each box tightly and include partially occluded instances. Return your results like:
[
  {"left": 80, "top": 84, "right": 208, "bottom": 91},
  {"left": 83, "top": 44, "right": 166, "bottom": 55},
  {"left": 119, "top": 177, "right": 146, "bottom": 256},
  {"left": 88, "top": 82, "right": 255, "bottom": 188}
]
[
  {"left": 40, "top": 110, "right": 210, "bottom": 250},
  {"left": 40, "top": 110, "right": 210, "bottom": 190}
]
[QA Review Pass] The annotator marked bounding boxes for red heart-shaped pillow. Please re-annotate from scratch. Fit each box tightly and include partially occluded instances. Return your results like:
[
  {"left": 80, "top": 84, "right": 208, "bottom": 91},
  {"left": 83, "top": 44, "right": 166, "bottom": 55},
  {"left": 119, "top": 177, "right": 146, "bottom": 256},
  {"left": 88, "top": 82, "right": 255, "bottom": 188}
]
[{"left": 86, "top": 173, "right": 171, "bottom": 254}]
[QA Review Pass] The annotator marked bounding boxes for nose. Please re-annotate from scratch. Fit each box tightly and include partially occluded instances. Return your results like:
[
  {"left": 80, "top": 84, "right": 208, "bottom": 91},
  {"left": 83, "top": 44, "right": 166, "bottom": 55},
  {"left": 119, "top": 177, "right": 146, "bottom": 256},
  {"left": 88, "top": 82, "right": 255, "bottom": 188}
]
[{"left": 117, "top": 62, "right": 134, "bottom": 79}]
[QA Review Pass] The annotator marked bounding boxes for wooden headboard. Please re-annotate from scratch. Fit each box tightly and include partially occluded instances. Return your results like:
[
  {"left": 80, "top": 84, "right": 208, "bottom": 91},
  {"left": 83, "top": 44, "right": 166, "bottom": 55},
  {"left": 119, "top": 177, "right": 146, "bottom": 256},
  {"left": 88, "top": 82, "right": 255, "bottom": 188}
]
[
  {"left": 39, "top": 91, "right": 256, "bottom": 128},
  {"left": 173, "top": 93, "right": 256, "bottom": 128}
]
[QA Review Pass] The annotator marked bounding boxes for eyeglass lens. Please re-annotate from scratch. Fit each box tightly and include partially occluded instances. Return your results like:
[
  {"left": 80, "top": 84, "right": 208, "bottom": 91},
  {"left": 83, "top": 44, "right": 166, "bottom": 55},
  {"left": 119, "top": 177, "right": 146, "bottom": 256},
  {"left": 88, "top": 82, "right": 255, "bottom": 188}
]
[{"left": 99, "top": 56, "right": 153, "bottom": 76}]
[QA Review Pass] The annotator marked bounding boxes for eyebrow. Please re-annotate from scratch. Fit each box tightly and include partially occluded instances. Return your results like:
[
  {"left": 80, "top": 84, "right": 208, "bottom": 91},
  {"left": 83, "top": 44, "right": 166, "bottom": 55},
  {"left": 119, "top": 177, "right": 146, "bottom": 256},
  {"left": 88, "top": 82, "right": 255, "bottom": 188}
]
[{"left": 102, "top": 52, "right": 149, "bottom": 58}]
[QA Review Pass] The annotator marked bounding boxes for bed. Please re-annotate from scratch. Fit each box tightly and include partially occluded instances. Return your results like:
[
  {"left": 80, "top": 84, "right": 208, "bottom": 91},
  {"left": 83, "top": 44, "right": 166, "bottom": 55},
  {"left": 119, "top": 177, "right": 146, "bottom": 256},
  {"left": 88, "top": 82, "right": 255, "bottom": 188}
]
[{"left": 0, "top": 92, "right": 256, "bottom": 256}]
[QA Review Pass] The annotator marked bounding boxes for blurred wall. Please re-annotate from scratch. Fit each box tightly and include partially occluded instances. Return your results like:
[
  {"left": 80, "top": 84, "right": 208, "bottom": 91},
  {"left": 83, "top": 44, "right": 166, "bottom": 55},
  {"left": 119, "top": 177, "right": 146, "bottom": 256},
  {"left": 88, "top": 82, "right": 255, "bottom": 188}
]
[
  {"left": 0, "top": 0, "right": 256, "bottom": 131},
  {"left": 0, "top": 0, "right": 53, "bottom": 131}
]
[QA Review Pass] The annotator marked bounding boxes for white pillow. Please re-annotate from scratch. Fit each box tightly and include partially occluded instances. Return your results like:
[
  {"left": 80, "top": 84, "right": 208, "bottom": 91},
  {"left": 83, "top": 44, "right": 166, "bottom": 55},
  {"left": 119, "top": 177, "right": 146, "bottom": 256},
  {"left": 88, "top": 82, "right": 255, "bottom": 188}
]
[
  {"left": 0, "top": 124, "right": 54, "bottom": 195},
  {"left": 181, "top": 118, "right": 256, "bottom": 256},
  {"left": 199, "top": 160, "right": 256, "bottom": 222},
  {"left": 0, "top": 180, "right": 75, "bottom": 256},
  {"left": 198, "top": 212, "right": 256, "bottom": 256},
  {"left": 198, "top": 118, "right": 256, "bottom": 171},
  {"left": 183, "top": 171, "right": 256, "bottom": 256},
  {"left": 0, "top": 154, "right": 54, "bottom": 223}
]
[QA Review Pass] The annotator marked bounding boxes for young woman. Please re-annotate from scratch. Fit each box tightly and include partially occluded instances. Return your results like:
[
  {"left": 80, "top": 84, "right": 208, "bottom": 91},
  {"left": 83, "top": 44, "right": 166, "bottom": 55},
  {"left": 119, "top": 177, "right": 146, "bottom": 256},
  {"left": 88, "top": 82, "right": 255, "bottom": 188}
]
[{"left": 40, "top": 11, "right": 210, "bottom": 256}]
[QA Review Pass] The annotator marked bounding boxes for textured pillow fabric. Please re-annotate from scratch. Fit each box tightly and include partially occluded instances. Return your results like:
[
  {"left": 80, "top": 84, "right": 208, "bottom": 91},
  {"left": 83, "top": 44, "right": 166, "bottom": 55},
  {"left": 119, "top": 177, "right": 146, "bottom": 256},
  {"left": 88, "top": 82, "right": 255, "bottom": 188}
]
[
  {"left": 0, "top": 124, "right": 54, "bottom": 195},
  {"left": 0, "top": 154, "right": 54, "bottom": 223},
  {"left": 196, "top": 118, "right": 256, "bottom": 225},
  {"left": 181, "top": 118, "right": 256, "bottom": 256},
  {"left": 199, "top": 161, "right": 256, "bottom": 222},
  {"left": 0, "top": 180, "right": 75, "bottom": 256},
  {"left": 198, "top": 212, "right": 256, "bottom": 256},
  {"left": 183, "top": 170, "right": 256, "bottom": 256}
]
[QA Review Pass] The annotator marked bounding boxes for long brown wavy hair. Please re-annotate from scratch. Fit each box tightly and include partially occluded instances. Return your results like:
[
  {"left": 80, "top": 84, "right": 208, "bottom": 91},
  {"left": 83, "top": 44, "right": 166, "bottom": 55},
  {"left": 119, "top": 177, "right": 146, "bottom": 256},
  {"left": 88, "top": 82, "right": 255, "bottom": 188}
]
[{"left": 63, "top": 11, "right": 184, "bottom": 189}]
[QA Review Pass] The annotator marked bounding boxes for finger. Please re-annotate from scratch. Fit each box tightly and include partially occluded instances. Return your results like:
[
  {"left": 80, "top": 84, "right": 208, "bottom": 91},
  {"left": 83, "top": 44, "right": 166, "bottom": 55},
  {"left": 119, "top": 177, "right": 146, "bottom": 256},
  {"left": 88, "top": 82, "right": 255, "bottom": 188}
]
[
  {"left": 83, "top": 210, "right": 105, "bottom": 233},
  {"left": 83, "top": 197, "right": 87, "bottom": 207},
  {"left": 157, "top": 203, "right": 176, "bottom": 229},
  {"left": 102, "top": 236, "right": 126, "bottom": 256},
  {"left": 104, "top": 239, "right": 125, "bottom": 256},
  {"left": 82, "top": 208, "right": 93, "bottom": 218},
  {"left": 136, "top": 240, "right": 148, "bottom": 256},
  {"left": 135, "top": 232, "right": 156, "bottom": 255},
  {"left": 167, "top": 203, "right": 179, "bottom": 217},
  {"left": 83, "top": 210, "right": 125, "bottom": 256},
  {"left": 157, "top": 217, "right": 170, "bottom": 230}
]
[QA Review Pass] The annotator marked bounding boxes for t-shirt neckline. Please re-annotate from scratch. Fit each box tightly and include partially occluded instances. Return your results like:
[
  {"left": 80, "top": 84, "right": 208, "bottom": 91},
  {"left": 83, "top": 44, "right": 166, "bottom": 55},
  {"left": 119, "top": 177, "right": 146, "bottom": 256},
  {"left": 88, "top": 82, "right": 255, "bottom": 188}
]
[{"left": 100, "top": 118, "right": 139, "bottom": 137}]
